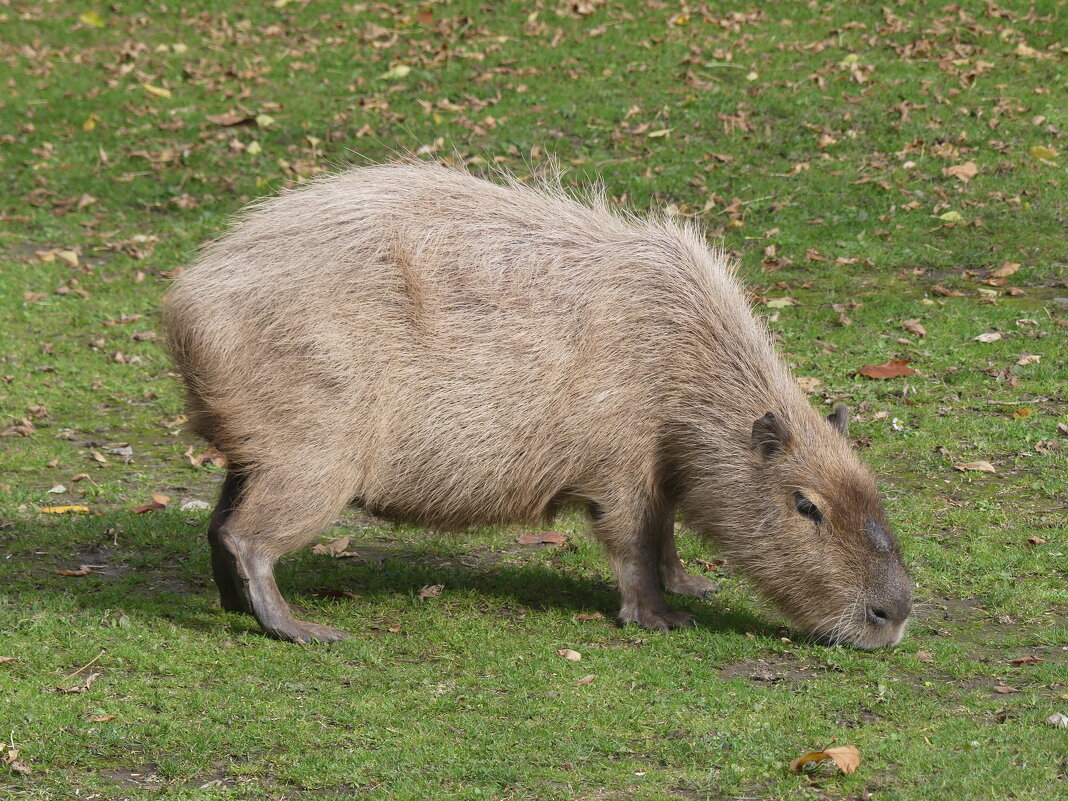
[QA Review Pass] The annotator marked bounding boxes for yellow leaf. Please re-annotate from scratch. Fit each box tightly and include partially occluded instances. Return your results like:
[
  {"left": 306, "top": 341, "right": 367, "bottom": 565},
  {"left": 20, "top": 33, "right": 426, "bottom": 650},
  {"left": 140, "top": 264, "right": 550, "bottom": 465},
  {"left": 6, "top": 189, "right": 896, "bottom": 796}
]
[
  {"left": 939, "top": 211, "right": 965, "bottom": 223},
  {"left": 79, "top": 11, "right": 106, "bottom": 27},
  {"left": 255, "top": 114, "right": 275, "bottom": 128},
  {"left": 766, "top": 297, "right": 798, "bottom": 308},
  {"left": 745, "top": 71, "right": 759, "bottom": 81},
  {"left": 56, "top": 250, "right": 79, "bottom": 267},
  {"left": 246, "top": 140, "right": 262, "bottom": 155},
  {"left": 381, "top": 64, "right": 411, "bottom": 79},
  {"left": 41, "top": 505, "right": 91, "bottom": 514},
  {"left": 1029, "top": 145, "right": 1057, "bottom": 160},
  {"left": 142, "top": 83, "right": 172, "bottom": 99},
  {"left": 83, "top": 113, "right": 99, "bottom": 131},
  {"left": 1012, "top": 407, "right": 1032, "bottom": 419},
  {"left": 953, "top": 461, "right": 996, "bottom": 473},
  {"left": 646, "top": 128, "right": 673, "bottom": 138}
]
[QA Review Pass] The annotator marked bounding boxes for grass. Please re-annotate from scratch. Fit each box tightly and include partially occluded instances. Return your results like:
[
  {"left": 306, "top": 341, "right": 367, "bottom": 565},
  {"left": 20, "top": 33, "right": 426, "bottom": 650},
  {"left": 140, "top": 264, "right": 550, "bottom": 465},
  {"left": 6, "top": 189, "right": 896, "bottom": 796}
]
[{"left": 1, "top": 1, "right": 1066, "bottom": 798}]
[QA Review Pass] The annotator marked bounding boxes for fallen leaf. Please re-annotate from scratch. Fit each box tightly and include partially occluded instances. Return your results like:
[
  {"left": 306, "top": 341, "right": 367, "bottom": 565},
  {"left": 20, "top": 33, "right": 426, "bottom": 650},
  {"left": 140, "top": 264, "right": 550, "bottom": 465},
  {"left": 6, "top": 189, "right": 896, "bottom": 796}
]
[
  {"left": 993, "top": 684, "right": 1018, "bottom": 694},
  {"left": 89, "top": 450, "right": 108, "bottom": 464},
  {"left": 790, "top": 745, "right": 860, "bottom": 775},
  {"left": 766, "top": 297, "right": 799, "bottom": 308},
  {"left": 311, "top": 537, "right": 360, "bottom": 558},
  {"left": 938, "top": 210, "right": 965, "bottom": 223},
  {"left": 990, "top": 262, "right": 1020, "bottom": 279},
  {"left": 974, "top": 331, "right": 1002, "bottom": 343},
  {"left": 1015, "top": 353, "right": 1040, "bottom": 366},
  {"left": 79, "top": 10, "right": 106, "bottom": 27},
  {"left": 953, "top": 461, "right": 996, "bottom": 473},
  {"left": 573, "top": 612, "right": 604, "bottom": 622},
  {"left": 1046, "top": 712, "right": 1068, "bottom": 728},
  {"left": 902, "top": 319, "right": 927, "bottom": 338},
  {"left": 381, "top": 64, "right": 411, "bottom": 79},
  {"left": 206, "top": 112, "right": 253, "bottom": 126},
  {"left": 131, "top": 498, "right": 167, "bottom": 514},
  {"left": 856, "top": 359, "right": 917, "bottom": 379},
  {"left": 1012, "top": 408, "right": 1032, "bottom": 420},
  {"left": 48, "top": 484, "right": 66, "bottom": 494},
  {"left": 86, "top": 714, "right": 116, "bottom": 723},
  {"left": 1026, "top": 536, "right": 1045, "bottom": 546},
  {"left": 417, "top": 583, "right": 444, "bottom": 600},
  {"left": 556, "top": 648, "right": 582, "bottom": 661},
  {"left": 1008, "top": 655, "right": 1044, "bottom": 665},
  {"left": 932, "top": 284, "right": 966, "bottom": 297},
  {"left": 915, "top": 651, "right": 934, "bottom": 663},
  {"left": 56, "top": 671, "right": 101, "bottom": 693},
  {"left": 575, "top": 674, "right": 596, "bottom": 685},
  {"left": 795, "top": 376, "right": 821, "bottom": 392},
  {"left": 1029, "top": 145, "right": 1057, "bottom": 161},
  {"left": 517, "top": 531, "right": 568, "bottom": 545},
  {"left": 141, "top": 83, "right": 172, "bottom": 99},
  {"left": 3, "top": 747, "right": 31, "bottom": 776},
  {"left": 0, "top": 656, "right": 15, "bottom": 663},
  {"left": 943, "top": 162, "right": 978, "bottom": 182},
  {"left": 41, "top": 505, "right": 90, "bottom": 514},
  {"left": 55, "top": 565, "right": 95, "bottom": 577}
]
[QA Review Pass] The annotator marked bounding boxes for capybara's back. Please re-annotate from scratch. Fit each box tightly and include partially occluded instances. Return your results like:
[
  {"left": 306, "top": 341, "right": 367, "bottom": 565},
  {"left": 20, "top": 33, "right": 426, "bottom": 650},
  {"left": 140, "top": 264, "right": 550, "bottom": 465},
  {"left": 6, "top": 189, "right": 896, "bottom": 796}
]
[{"left": 164, "top": 162, "right": 911, "bottom": 646}]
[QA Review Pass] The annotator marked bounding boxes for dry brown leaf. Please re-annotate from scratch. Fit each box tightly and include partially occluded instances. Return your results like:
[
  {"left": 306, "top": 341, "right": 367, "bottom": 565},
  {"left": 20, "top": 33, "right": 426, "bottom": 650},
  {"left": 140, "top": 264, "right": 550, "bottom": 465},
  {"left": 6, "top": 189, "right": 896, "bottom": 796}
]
[
  {"left": 974, "top": 331, "right": 1003, "bottom": 343},
  {"left": 954, "top": 461, "right": 996, "bottom": 473},
  {"left": 556, "top": 648, "right": 582, "bottom": 661},
  {"left": 131, "top": 497, "right": 167, "bottom": 514},
  {"left": 417, "top": 583, "right": 444, "bottom": 600},
  {"left": 1008, "top": 655, "right": 1044, "bottom": 665},
  {"left": 789, "top": 744, "right": 860, "bottom": 775},
  {"left": 915, "top": 651, "right": 934, "bottom": 663},
  {"left": 573, "top": 612, "right": 604, "bottom": 622},
  {"left": 856, "top": 359, "right": 917, "bottom": 379},
  {"left": 0, "top": 656, "right": 15, "bottom": 663},
  {"left": 3, "top": 747, "right": 32, "bottom": 776},
  {"left": 56, "top": 671, "right": 101, "bottom": 693},
  {"left": 931, "top": 284, "right": 966, "bottom": 297},
  {"left": 55, "top": 565, "right": 95, "bottom": 577},
  {"left": 206, "top": 112, "right": 253, "bottom": 126},
  {"left": 994, "top": 684, "right": 1018, "bottom": 694},
  {"left": 86, "top": 714, "right": 116, "bottom": 723},
  {"left": 796, "top": 376, "right": 821, "bottom": 392},
  {"left": 1016, "top": 353, "right": 1040, "bottom": 366},
  {"left": 990, "top": 261, "right": 1020, "bottom": 279},
  {"left": 902, "top": 319, "right": 927, "bottom": 338},
  {"left": 311, "top": 537, "right": 359, "bottom": 558},
  {"left": 517, "top": 531, "right": 568, "bottom": 545},
  {"left": 575, "top": 674, "right": 596, "bottom": 685},
  {"left": 943, "top": 161, "right": 978, "bottom": 182}
]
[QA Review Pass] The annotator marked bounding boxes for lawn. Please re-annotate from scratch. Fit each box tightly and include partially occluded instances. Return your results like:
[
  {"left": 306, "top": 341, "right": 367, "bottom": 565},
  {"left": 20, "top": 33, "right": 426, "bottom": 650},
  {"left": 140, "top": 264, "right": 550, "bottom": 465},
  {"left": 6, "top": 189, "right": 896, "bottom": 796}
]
[{"left": 1, "top": 1, "right": 1066, "bottom": 799}]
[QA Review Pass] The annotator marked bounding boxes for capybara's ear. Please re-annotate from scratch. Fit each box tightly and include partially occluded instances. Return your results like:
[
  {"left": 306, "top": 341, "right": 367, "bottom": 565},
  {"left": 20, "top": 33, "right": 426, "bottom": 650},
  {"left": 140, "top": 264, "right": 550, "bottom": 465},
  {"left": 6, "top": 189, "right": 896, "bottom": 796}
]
[
  {"left": 750, "top": 411, "right": 791, "bottom": 459},
  {"left": 826, "top": 403, "right": 849, "bottom": 437}
]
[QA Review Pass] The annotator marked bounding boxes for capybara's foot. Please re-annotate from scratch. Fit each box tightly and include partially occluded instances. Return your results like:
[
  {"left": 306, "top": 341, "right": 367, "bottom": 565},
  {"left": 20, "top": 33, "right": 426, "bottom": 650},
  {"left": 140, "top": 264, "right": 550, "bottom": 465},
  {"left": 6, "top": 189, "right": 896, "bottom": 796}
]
[
  {"left": 664, "top": 571, "right": 721, "bottom": 599},
  {"left": 619, "top": 605, "right": 695, "bottom": 632},
  {"left": 264, "top": 618, "right": 351, "bottom": 644}
]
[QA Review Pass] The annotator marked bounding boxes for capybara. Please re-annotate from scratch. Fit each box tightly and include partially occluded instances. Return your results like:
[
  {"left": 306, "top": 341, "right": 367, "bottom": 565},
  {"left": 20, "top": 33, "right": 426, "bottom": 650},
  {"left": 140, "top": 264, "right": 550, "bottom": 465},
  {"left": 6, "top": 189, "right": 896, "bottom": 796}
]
[{"left": 163, "top": 162, "right": 911, "bottom": 647}]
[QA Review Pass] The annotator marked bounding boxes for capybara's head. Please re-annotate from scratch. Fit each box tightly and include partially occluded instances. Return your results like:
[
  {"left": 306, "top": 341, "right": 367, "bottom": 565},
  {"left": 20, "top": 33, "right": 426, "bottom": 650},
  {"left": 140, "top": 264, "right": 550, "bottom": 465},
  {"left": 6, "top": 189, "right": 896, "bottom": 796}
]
[{"left": 696, "top": 404, "right": 912, "bottom": 649}]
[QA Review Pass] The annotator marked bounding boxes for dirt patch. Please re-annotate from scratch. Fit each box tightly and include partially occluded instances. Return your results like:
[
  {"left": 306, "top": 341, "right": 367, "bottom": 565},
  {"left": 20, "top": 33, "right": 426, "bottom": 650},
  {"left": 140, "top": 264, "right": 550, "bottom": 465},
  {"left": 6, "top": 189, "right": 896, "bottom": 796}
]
[{"left": 718, "top": 655, "right": 840, "bottom": 684}]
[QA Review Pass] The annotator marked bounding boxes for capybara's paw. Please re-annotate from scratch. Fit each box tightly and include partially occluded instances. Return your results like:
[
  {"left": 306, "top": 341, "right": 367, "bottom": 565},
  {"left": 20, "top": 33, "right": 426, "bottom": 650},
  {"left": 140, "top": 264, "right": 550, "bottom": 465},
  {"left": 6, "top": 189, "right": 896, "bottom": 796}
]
[
  {"left": 265, "top": 619, "right": 350, "bottom": 644},
  {"left": 665, "top": 572, "right": 721, "bottom": 599},
  {"left": 619, "top": 606, "right": 695, "bottom": 632}
]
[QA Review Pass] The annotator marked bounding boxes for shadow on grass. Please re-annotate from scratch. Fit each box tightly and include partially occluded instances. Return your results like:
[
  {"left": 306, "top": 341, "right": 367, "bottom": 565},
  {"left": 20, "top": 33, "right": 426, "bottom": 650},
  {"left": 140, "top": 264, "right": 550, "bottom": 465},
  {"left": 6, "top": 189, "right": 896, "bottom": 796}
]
[{"left": 1, "top": 512, "right": 765, "bottom": 641}]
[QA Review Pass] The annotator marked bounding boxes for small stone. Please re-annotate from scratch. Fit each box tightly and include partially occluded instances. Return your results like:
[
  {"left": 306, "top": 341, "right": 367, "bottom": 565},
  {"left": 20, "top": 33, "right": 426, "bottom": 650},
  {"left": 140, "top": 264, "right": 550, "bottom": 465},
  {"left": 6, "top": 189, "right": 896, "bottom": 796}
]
[{"left": 180, "top": 499, "right": 210, "bottom": 511}]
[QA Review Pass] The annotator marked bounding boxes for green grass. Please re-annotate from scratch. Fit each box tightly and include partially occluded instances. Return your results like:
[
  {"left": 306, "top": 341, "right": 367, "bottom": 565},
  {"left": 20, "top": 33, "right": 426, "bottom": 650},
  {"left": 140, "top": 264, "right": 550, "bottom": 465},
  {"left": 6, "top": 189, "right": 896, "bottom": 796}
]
[{"left": 1, "top": 1, "right": 1066, "bottom": 799}]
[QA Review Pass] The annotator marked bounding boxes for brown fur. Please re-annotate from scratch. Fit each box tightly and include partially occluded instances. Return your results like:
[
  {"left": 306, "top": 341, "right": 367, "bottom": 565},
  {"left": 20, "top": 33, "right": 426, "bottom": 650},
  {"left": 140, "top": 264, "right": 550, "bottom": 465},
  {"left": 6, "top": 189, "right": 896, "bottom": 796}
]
[{"left": 163, "top": 161, "right": 911, "bottom": 646}]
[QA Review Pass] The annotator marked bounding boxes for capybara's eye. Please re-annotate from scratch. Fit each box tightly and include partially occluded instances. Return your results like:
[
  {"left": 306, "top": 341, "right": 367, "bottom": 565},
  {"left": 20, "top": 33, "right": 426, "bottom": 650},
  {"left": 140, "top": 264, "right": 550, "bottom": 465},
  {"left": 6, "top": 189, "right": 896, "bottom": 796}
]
[{"left": 793, "top": 491, "right": 823, "bottom": 524}]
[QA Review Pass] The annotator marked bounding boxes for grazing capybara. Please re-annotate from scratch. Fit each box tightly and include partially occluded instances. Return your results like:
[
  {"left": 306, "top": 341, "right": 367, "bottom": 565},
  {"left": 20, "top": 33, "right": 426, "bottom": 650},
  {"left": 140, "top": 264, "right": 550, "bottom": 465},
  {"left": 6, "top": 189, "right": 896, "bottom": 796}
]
[{"left": 163, "top": 162, "right": 911, "bottom": 647}]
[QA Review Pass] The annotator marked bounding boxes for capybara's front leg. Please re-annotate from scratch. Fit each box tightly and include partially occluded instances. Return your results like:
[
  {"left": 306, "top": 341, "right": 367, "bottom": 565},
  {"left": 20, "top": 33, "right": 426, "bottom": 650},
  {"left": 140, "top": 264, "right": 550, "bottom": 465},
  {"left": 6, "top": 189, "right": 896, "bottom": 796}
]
[{"left": 596, "top": 504, "right": 695, "bottom": 632}]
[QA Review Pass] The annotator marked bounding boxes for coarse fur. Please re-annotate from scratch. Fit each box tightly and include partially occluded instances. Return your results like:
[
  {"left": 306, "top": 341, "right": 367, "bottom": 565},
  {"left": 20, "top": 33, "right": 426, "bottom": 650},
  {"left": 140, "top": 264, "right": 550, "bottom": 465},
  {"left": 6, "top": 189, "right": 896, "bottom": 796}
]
[{"left": 163, "top": 161, "right": 911, "bottom": 647}]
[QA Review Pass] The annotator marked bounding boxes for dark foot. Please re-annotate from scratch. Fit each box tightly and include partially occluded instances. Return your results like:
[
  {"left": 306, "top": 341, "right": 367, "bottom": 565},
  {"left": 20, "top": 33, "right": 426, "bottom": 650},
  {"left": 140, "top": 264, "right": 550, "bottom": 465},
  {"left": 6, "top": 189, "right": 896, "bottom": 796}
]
[
  {"left": 618, "top": 605, "right": 695, "bottom": 632},
  {"left": 208, "top": 469, "right": 252, "bottom": 615},
  {"left": 262, "top": 618, "right": 350, "bottom": 645},
  {"left": 664, "top": 571, "right": 721, "bottom": 599}
]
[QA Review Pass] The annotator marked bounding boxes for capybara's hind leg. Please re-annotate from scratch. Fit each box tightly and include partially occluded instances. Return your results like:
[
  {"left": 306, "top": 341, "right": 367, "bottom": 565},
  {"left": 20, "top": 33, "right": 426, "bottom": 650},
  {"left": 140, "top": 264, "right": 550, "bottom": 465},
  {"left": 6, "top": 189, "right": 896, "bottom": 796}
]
[
  {"left": 213, "top": 469, "right": 353, "bottom": 643},
  {"left": 208, "top": 469, "right": 251, "bottom": 614},
  {"left": 655, "top": 514, "right": 721, "bottom": 599}
]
